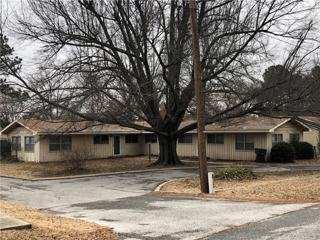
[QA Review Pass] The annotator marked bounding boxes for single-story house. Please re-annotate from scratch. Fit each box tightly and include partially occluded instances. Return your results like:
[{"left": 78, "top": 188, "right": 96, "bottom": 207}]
[
  {"left": 0, "top": 116, "right": 319, "bottom": 162},
  {"left": 298, "top": 116, "right": 320, "bottom": 150}
]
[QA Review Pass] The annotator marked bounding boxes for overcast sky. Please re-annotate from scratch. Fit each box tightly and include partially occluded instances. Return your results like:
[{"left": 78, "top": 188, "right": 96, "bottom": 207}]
[{"left": 2, "top": 0, "right": 320, "bottom": 76}]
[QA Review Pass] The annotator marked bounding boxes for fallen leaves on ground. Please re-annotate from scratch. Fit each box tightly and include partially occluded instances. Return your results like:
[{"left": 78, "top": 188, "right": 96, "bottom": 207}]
[
  {"left": 160, "top": 172, "right": 320, "bottom": 202},
  {"left": 0, "top": 156, "right": 194, "bottom": 179},
  {"left": 0, "top": 200, "right": 117, "bottom": 240}
]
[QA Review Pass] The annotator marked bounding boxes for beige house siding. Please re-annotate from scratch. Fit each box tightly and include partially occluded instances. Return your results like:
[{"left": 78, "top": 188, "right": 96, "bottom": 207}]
[
  {"left": 303, "top": 129, "right": 320, "bottom": 153},
  {"left": 3, "top": 119, "right": 316, "bottom": 162},
  {"left": 118, "top": 134, "right": 144, "bottom": 156},
  {"left": 142, "top": 133, "right": 199, "bottom": 157},
  {"left": 143, "top": 142, "right": 159, "bottom": 155},
  {"left": 206, "top": 133, "right": 267, "bottom": 161},
  {"left": 7, "top": 126, "right": 40, "bottom": 162},
  {"left": 38, "top": 134, "right": 143, "bottom": 162},
  {"left": 263, "top": 122, "right": 304, "bottom": 158},
  {"left": 39, "top": 135, "right": 92, "bottom": 162},
  {"left": 142, "top": 122, "right": 308, "bottom": 161},
  {"left": 177, "top": 134, "right": 198, "bottom": 157},
  {"left": 142, "top": 133, "right": 267, "bottom": 161},
  {"left": 273, "top": 122, "right": 303, "bottom": 142},
  {"left": 265, "top": 133, "right": 273, "bottom": 158}
]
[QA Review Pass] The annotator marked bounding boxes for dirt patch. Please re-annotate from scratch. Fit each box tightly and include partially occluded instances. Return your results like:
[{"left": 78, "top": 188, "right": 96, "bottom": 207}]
[
  {"left": 0, "top": 200, "right": 117, "bottom": 240},
  {"left": 159, "top": 172, "right": 320, "bottom": 202},
  {"left": 0, "top": 156, "right": 195, "bottom": 179}
]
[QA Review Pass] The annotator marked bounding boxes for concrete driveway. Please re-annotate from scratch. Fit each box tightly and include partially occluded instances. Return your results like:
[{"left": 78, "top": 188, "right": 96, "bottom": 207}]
[{"left": 0, "top": 169, "right": 316, "bottom": 240}]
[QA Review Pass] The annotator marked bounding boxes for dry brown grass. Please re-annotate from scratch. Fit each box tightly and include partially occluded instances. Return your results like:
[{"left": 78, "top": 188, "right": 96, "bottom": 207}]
[
  {"left": 294, "top": 159, "right": 320, "bottom": 164},
  {"left": 160, "top": 172, "right": 320, "bottom": 202},
  {"left": 0, "top": 156, "right": 195, "bottom": 179},
  {"left": 207, "top": 158, "right": 320, "bottom": 165},
  {"left": 0, "top": 200, "right": 117, "bottom": 240}
]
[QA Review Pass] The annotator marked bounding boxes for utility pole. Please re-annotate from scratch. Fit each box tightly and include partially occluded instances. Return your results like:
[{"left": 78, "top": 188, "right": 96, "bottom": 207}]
[{"left": 189, "top": 0, "right": 209, "bottom": 193}]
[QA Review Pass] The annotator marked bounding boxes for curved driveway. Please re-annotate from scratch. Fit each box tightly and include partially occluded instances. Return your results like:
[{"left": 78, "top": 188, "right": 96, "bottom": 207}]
[{"left": 0, "top": 169, "right": 317, "bottom": 240}]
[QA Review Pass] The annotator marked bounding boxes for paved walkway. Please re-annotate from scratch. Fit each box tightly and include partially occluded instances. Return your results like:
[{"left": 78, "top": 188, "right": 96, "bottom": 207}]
[
  {"left": 0, "top": 214, "right": 31, "bottom": 231},
  {"left": 0, "top": 168, "right": 317, "bottom": 239}
]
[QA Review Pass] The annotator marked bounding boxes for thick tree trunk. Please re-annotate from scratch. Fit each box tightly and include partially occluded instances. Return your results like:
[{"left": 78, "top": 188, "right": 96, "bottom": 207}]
[{"left": 154, "top": 135, "right": 183, "bottom": 166}]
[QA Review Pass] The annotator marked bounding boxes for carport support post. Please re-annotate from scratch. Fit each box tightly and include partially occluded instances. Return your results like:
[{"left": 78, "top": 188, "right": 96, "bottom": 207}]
[{"left": 189, "top": 0, "right": 209, "bottom": 193}]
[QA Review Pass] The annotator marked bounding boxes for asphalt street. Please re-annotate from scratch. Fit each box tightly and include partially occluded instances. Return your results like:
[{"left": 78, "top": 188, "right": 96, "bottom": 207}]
[
  {"left": 0, "top": 168, "right": 318, "bottom": 240},
  {"left": 206, "top": 205, "right": 320, "bottom": 240}
]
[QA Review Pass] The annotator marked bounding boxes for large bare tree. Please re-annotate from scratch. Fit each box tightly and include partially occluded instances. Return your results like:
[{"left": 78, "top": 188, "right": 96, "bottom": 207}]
[{"left": 2, "top": 0, "right": 319, "bottom": 165}]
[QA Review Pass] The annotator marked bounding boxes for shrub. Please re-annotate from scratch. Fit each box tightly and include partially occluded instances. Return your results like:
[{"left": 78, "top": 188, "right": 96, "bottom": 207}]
[
  {"left": 270, "top": 142, "right": 295, "bottom": 163},
  {"left": 63, "top": 149, "right": 92, "bottom": 171},
  {"left": 291, "top": 141, "right": 314, "bottom": 160},
  {"left": 214, "top": 165, "right": 256, "bottom": 180}
]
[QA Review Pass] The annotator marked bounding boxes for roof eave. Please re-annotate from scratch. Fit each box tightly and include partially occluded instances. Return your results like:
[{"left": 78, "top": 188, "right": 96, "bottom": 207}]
[
  {"left": 0, "top": 120, "right": 18, "bottom": 134},
  {"left": 37, "top": 131, "right": 145, "bottom": 135},
  {"left": 204, "top": 130, "right": 270, "bottom": 133},
  {"left": 269, "top": 119, "right": 291, "bottom": 132},
  {"left": 0, "top": 120, "right": 38, "bottom": 135},
  {"left": 269, "top": 118, "right": 311, "bottom": 132}
]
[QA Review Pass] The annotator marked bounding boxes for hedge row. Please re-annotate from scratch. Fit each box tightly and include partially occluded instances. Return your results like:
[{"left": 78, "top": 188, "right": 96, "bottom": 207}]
[{"left": 270, "top": 141, "right": 314, "bottom": 163}]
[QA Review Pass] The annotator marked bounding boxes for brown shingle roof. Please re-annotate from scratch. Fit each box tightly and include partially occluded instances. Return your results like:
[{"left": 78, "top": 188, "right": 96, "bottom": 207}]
[
  {"left": 6, "top": 118, "right": 143, "bottom": 135},
  {"left": 203, "top": 116, "right": 289, "bottom": 133},
  {"left": 300, "top": 116, "right": 320, "bottom": 124},
  {"left": 1, "top": 115, "right": 312, "bottom": 135},
  {"left": 298, "top": 116, "right": 320, "bottom": 129}
]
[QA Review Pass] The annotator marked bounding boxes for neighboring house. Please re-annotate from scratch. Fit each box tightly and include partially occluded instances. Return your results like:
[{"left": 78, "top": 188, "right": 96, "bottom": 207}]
[
  {"left": 298, "top": 116, "right": 320, "bottom": 156},
  {"left": 155, "top": 116, "right": 317, "bottom": 161},
  {"left": 0, "top": 119, "right": 147, "bottom": 162},
  {"left": 0, "top": 116, "right": 318, "bottom": 162}
]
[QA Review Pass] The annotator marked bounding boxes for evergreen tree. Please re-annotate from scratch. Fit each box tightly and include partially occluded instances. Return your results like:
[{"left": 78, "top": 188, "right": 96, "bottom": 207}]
[{"left": 0, "top": 33, "right": 28, "bottom": 128}]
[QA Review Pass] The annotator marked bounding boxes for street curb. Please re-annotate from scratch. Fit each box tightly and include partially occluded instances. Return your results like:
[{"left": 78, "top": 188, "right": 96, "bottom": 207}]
[
  {"left": 153, "top": 178, "right": 320, "bottom": 205},
  {"left": 1, "top": 162, "right": 319, "bottom": 181},
  {"left": 0, "top": 164, "right": 240, "bottom": 182},
  {"left": 183, "top": 160, "right": 259, "bottom": 166},
  {"left": 0, "top": 166, "right": 199, "bottom": 181},
  {"left": 0, "top": 214, "right": 32, "bottom": 231},
  {"left": 153, "top": 179, "right": 178, "bottom": 192},
  {"left": 0, "top": 175, "right": 32, "bottom": 181}
]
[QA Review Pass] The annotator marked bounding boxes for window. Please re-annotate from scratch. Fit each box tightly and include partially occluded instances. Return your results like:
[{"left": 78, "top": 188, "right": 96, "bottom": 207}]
[
  {"left": 49, "top": 136, "right": 60, "bottom": 151},
  {"left": 11, "top": 136, "right": 21, "bottom": 151},
  {"left": 272, "top": 134, "right": 283, "bottom": 146},
  {"left": 289, "top": 133, "right": 299, "bottom": 142},
  {"left": 60, "top": 136, "right": 72, "bottom": 150},
  {"left": 125, "top": 134, "right": 138, "bottom": 143},
  {"left": 25, "top": 136, "right": 35, "bottom": 152},
  {"left": 207, "top": 134, "right": 224, "bottom": 144},
  {"left": 178, "top": 134, "right": 193, "bottom": 144},
  {"left": 145, "top": 134, "right": 157, "bottom": 143},
  {"left": 49, "top": 136, "right": 72, "bottom": 151},
  {"left": 235, "top": 134, "right": 254, "bottom": 151},
  {"left": 93, "top": 135, "right": 109, "bottom": 144}
]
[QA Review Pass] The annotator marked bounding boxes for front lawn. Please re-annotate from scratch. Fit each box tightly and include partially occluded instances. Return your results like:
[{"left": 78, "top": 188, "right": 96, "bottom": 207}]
[
  {"left": 293, "top": 158, "right": 320, "bottom": 164},
  {"left": 0, "top": 200, "right": 117, "bottom": 240},
  {"left": 0, "top": 156, "right": 195, "bottom": 179},
  {"left": 159, "top": 172, "right": 320, "bottom": 202}
]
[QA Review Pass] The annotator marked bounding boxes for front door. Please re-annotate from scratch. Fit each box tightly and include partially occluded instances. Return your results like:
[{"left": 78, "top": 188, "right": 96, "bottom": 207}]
[{"left": 113, "top": 136, "right": 120, "bottom": 155}]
